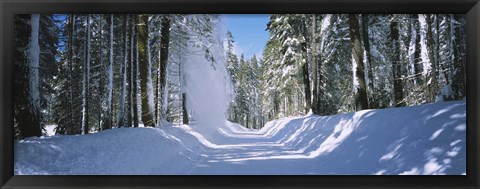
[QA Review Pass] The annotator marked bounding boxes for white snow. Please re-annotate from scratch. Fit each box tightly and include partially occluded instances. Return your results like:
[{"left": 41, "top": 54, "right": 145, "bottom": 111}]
[
  {"left": 15, "top": 100, "right": 466, "bottom": 175},
  {"left": 182, "top": 26, "right": 231, "bottom": 137},
  {"left": 44, "top": 125, "right": 57, "bottom": 136},
  {"left": 351, "top": 54, "right": 359, "bottom": 91},
  {"left": 435, "top": 85, "right": 453, "bottom": 102}
]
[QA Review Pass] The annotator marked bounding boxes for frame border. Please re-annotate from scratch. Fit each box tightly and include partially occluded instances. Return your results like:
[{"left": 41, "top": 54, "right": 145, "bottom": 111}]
[{"left": 1, "top": 0, "right": 479, "bottom": 188}]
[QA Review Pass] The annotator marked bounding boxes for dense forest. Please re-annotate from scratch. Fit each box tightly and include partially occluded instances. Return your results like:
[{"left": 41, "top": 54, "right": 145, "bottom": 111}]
[
  {"left": 14, "top": 14, "right": 466, "bottom": 139},
  {"left": 227, "top": 14, "right": 466, "bottom": 129}
]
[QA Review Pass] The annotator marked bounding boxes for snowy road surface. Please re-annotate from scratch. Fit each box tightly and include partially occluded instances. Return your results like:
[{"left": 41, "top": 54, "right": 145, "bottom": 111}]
[{"left": 15, "top": 100, "right": 466, "bottom": 175}]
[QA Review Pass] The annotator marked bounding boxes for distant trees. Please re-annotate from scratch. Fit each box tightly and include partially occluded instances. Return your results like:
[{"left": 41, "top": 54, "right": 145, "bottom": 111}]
[{"left": 227, "top": 51, "right": 263, "bottom": 128}]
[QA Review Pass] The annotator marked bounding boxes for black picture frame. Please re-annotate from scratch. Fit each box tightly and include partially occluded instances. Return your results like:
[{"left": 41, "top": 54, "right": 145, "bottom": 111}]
[{"left": 1, "top": 0, "right": 479, "bottom": 188}]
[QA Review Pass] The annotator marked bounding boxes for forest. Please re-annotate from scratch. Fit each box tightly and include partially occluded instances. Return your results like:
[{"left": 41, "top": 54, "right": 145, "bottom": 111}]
[{"left": 13, "top": 14, "right": 466, "bottom": 139}]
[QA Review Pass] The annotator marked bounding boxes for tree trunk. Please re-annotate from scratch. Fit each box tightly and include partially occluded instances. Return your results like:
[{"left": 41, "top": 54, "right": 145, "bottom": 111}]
[
  {"left": 361, "top": 14, "right": 375, "bottom": 109},
  {"left": 302, "top": 60, "right": 311, "bottom": 114},
  {"left": 348, "top": 14, "right": 369, "bottom": 111},
  {"left": 117, "top": 15, "right": 128, "bottom": 128},
  {"left": 407, "top": 14, "right": 417, "bottom": 86},
  {"left": 452, "top": 15, "right": 465, "bottom": 99},
  {"left": 390, "top": 17, "right": 405, "bottom": 107},
  {"left": 137, "top": 14, "right": 155, "bottom": 127},
  {"left": 126, "top": 15, "right": 133, "bottom": 127},
  {"left": 103, "top": 14, "right": 114, "bottom": 130},
  {"left": 68, "top": 14, "right": 75, "bottom": 133},
  {"left": 425, "top": 15, "right": 438, "bottom": 102},
  {"left": 182, "top": 93, "right": 189, "bottom": 125},
  {"left": 99, "top": 17, "right": 105, "bottom": 131},
  {"left": 413, "top": 14, "right": 422, "bottom": 85},
  {"left": 311, "top": 14, "right": 319, "bottom": 115},
  {"left": 82, "top": 15, "right": 91, "bottom": 134},
  {"left": 132, "top": 16, "right": 139, "bottom": 128},
  {"left": 158, "top": 16, "right": 171, "bottom": 126}
]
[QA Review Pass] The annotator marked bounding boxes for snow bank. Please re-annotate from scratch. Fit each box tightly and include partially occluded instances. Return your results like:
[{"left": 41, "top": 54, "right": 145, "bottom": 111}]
[{"left": 15, "top": 100, "right": 466, "bottom": 175}]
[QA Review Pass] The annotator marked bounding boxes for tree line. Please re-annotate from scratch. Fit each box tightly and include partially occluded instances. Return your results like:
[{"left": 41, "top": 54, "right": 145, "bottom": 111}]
[
  {"left": 14, "top": 14, "right": 217, "bottom": 139},
  {"left": 226, "top": 14, "right": 466, "bottom": 128},
  {"left": 13, "top": 14, "right": 467, "bottom": 137}
]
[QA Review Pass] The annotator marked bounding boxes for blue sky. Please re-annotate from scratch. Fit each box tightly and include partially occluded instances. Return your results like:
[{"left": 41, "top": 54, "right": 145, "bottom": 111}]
[{"left": 221, "top": 14, "right": 270, "bottom": 59}]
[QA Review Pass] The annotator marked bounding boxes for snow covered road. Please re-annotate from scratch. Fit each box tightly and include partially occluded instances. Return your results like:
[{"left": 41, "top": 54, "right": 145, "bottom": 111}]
[{"left": 15, "top": 100, "right": 466, "bottom": 175}]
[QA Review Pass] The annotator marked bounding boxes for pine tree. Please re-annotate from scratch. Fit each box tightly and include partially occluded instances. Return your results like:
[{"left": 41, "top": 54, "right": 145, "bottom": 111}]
[
  {"left": 53, "top": 14, "right": 84, "bottom": 135},
  {"left": 264, "top": 14, "right": 310, "bottom": 118}
]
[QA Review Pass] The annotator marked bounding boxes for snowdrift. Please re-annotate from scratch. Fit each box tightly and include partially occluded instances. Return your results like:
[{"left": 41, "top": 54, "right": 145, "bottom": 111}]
[{"left": 15, "top": 100, "right": 466, "bottom": 175}]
